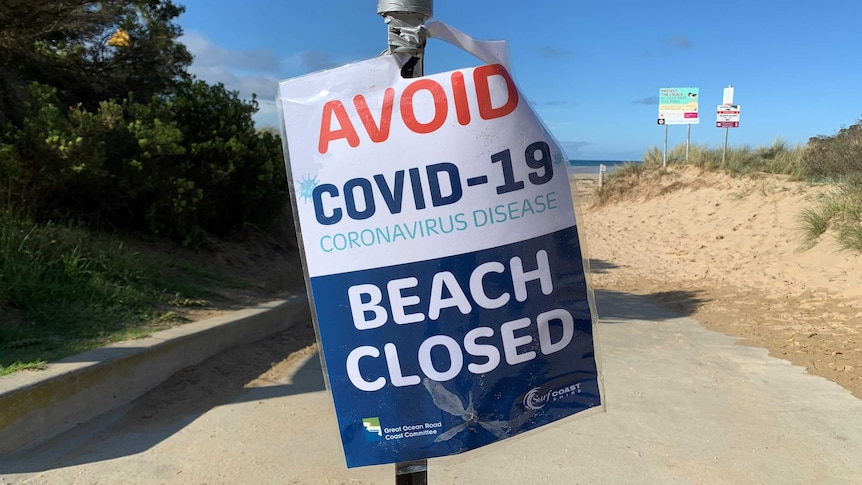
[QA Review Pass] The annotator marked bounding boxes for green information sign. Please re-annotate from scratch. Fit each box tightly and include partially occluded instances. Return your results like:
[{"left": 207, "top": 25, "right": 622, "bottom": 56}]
[{"left": 658, "top": 87, "right": 699, "bottom": 125}]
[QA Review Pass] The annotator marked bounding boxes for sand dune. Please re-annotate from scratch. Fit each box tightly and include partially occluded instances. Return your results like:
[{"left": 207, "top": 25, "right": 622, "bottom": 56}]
[{"left": 575, "top": 167, "right": 862, "bottom": 399}]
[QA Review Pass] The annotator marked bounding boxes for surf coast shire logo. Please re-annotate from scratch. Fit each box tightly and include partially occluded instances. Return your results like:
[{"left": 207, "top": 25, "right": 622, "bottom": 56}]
[
  {"left": 362, "top": 417, "right": 383, "bottom": 442},
  {"left": 523, "top": 382, "right": 583, "bottom": 410}
]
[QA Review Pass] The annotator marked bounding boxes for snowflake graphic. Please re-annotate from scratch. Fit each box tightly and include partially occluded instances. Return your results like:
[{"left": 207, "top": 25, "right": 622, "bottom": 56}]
[{"left": 296, "top": 175, "right": 319, "bottom": 203}]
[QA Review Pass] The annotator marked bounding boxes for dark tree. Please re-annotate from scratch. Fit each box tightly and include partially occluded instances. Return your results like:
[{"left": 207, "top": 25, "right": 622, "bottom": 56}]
[{"left": 0, "top": 0, "right": 191, "bottom": 124}]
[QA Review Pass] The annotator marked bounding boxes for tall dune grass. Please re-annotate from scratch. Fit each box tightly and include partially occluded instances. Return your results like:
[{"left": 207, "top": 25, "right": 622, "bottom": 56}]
[
  {"left": 616, "top": 119, "right": 862, "bottom": 254},
  {"left": 799, "top": 184, "right": 862, "bottom": 252},
  {"left": 642, "top": 139, "right": 806, "bottom": 177}
]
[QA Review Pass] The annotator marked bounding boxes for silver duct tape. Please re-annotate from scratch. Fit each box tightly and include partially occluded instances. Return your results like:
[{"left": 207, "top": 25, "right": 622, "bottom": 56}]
[
  {"left": 377, "top": 0, "right": 433, "bottom": 17},
  {"left": 384, "top": 13, "right": 429, "bottom": 56}
]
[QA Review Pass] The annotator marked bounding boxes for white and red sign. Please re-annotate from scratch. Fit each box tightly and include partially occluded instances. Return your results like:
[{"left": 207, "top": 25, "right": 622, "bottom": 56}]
[{"left": 716, "top": 105, "right": 741, "bottom": 128}]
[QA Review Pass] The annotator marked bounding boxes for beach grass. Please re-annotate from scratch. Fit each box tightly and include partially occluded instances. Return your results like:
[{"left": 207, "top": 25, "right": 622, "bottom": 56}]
[
  {"left": 642, "top": 139, "right": 807, "bottom": 177},
  {"left": 812, "top": 186, "right": 862, "bottom": 253},
  {"left": 598, "top": 119, "right": 862, "bottom": 254},
  {"left": 796, "top": 185, "right": 862, "bottom": 251}
]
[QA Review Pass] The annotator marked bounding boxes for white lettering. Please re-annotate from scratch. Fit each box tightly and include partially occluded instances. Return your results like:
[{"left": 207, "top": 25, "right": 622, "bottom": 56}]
[
  {"left": 428, "top": 271, "right": 472, "bottom": 320},
  {"left": 384, "top": 343, "right": 421, "bottom": 387},
  {"left": 469, "top": 261, "right": 510, "bottom": 309},
  {"left": 464, "top": 327, "right": 500, "bottom": 374},
  {"left": 501, "top": 318, "right": 536, "bottom": 365},
  {"left": 387, "top": 277, "right": 424, "bottom": 324},
  {"left": 510, "top": 250, "right": 552, "bottom": 302},
  {"left": 348, "top": 284, "right": 387, "bottom": 330},
  {"left": 418, "top": 335, "right": 463, "bottom": 382},
  {"left": 537, "top": 309, "right": 574, "bottom": 355},
  {"left": 346, "top": 346, "right": 385, "bottom": 391}
]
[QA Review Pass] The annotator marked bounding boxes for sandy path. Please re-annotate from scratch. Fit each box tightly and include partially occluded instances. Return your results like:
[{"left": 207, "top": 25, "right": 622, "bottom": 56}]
[{"left": 575, "top": 168, "right": 862, "bottom": 398}]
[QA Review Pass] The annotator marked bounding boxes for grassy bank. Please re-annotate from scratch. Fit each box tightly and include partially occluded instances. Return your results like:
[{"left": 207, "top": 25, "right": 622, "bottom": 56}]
[
  {"left": 0, "top": 210, "right": 299, "bottom": 375},
  {"left": 598, "top": 124, "right": 862, "bottom": 254},
  {"left": 641, "top": 140, "right": 806, "bottom": 176}
]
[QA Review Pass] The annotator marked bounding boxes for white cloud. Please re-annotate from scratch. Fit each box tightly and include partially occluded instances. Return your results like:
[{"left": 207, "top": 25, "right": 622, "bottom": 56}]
[
  {"left": 531, "top": 100, "right": 572, "bottom": 107},
  {"left": 632, "top": 96, "right": 659, "bottom": 105},
  {"left": 663, "top": 34, "right": 692, "bottom": 50},
  {"left": 534, "top": 45, "right": 575, "bottom": 59},
  {"left": 187, "top": 65, "right": 279, "bottom": 100},
  {"left": 253, "top": 100, "right": 280, "bottom": 129},
  {"left": 299, "top": 50, "right": 340, "bottom": 72},
  {"left": 180, "top": 32, "right": 283, "bottom": 104},
  {"left": 561, "top": 141, "right": 589, "bottom": 158},
  {"left": 180, "top": 32, "right": 280, "bottom": 72},
  {"left": 178, "top": 32, "right": 344, "bottom": 127}
]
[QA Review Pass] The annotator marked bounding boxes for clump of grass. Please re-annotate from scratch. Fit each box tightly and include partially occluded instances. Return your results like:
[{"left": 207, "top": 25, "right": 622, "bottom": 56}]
[
  {"left": 641, "top": 146, "right": 664, "bottom": 168},
  {"left": 837, "top": 225, "right": 862, "bottom": 253},
  {"left": 799, "top": 204, "right": 837, "bottom": 249},
  {"left": 593, "top": 161, "right": 679, "bottom": 206},
  {"left": 604, "top": 117, "right": 862, "bottom": 254},
  {"left": 0, "top": 210, "right": 246, "bottom": 375},
  {"left": 602, "top": 161, "right": 648, "bottom": 184},
  {"left": 593, "top": 162, "right": 645, "bottom": 204},
  {"left": 835, "top": 187, "right": 862, "bottom": 252},
  {"left": 2, "top": 360, "right": 48, "bottom": 373},
  {"left": 798, "top": 188, "right": 862, "bottom": 252},
  {"left": 655, "top": 139, "right": 806, "bottom": 177}
]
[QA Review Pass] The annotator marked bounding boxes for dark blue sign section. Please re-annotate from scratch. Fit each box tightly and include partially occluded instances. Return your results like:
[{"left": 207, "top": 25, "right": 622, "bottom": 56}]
[{"left": 310, "top": 226, "right": 600, "bottom": 468}]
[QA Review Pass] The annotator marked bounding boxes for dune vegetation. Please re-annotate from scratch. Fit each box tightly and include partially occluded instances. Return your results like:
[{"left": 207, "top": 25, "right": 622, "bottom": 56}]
[{"left": 597, "top": 119, "right": 862, "bottom": 254}]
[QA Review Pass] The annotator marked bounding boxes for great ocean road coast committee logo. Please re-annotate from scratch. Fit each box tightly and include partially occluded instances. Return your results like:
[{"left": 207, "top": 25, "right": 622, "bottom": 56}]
[{"left": 362, "top": 417, "right": 383, "bottom": 442}]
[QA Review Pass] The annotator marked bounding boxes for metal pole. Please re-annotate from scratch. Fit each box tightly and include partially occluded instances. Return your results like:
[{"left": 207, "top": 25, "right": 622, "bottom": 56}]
[
  {"left": 395, "top": 459, "right": 428, "bottom": 485},
  {"left": 722, "top": 84, "right": 732, "bottom": 166},
  {"left": 378, "top": 1, "right": 432, "bottom": 483},
  {"left": 663, "top": 124, "right": 668, "bottom": 168},
  {"left": 685, "top": 124, "right": 690, "bottom": 162}
]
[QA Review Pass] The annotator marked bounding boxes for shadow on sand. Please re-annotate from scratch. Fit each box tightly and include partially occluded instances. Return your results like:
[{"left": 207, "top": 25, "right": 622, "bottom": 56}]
[
  {"left": 0, "top": 320, "right": 323, "bottom": 474},
  {"left": 1, "top": 280, "right": 711, "bottom": 474}
]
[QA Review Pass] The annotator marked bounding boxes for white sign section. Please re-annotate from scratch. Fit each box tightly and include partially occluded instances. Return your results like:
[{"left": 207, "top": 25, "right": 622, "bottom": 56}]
[
  {"left": 281, "top": 59, "right": 575, "bottom": 277},
  {"left": 723, "top": 86, "right": 735, "bottom": 106},
  {"left": 277, "top": 21, "right": 602, "bottom": 469}
]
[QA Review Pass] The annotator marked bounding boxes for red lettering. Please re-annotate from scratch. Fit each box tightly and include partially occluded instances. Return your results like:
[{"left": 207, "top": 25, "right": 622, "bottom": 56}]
[
  {"left": 474, "top": 64, "right": 519, "bottom": 121},
  {"left": 354, "top": 88, "right": 395, "bottom": 144},
  {"left": 318, "top": 100, "right": 360, "bottom": 154},
  {"left": 317, "top": 64, "right": 521, "bottom": 152},
  {"left": 450, "top": 71, "right": 471, "bottom": 126},
  {"left": 401, "top": 79, "right": 448, "bottom": 134}
]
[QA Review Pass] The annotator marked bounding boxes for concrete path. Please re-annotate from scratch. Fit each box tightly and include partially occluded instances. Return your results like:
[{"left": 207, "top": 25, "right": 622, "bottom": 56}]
[{"left": 2, "top": 289, "right": 862, "bottom": 484}]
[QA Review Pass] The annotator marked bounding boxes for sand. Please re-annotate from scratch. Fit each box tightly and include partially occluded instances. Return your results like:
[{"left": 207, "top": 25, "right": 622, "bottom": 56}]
[
  {"left": 574, "top": 167, "right": 862, "bottom": 399},
  {"left": 181, "top": 166, "right": 862, "bottom": 400}
]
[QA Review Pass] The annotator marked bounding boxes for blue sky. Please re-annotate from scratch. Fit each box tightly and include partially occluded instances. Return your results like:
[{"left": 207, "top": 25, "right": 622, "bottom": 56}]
[{"left": 176, "top": 0, "right": 862, "bottom": 161}]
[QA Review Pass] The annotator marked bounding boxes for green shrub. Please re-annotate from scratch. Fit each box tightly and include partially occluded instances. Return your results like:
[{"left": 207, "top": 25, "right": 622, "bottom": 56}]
[
  {"left": 801, "top": 119, "right": 862, "bottom": 181},
  {"left": 162, "top": 80, "right": 289, "bottom": 241},
  {"left": 0, "top": 81, "right": 288, "bottom": 245}
]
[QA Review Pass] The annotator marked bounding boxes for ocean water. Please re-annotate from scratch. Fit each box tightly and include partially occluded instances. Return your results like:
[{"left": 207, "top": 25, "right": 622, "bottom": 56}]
[{"left": 567, "top": 160, "right": 639, "bottom": 174}]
